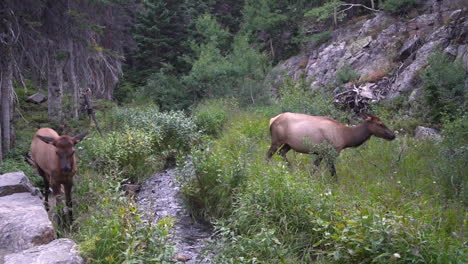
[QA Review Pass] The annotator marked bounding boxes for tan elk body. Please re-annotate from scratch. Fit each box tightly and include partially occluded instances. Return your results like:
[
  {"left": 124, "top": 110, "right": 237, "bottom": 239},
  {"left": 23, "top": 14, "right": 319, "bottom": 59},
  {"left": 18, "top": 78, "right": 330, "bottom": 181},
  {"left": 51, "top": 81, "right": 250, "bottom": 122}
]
[
  {"left": 30, "top": 128, "right": 87, "bottom": 223},
  {"left": 267, "top": 112, "right": 395, "bottom": 176}
]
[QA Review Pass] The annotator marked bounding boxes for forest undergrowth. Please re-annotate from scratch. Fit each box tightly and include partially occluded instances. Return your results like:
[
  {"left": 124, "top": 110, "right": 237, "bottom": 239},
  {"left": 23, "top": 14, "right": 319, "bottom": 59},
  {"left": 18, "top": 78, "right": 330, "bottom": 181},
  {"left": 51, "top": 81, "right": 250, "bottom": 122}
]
[{"left": 1, "top": 82, "right": 466, "bottom": 263}]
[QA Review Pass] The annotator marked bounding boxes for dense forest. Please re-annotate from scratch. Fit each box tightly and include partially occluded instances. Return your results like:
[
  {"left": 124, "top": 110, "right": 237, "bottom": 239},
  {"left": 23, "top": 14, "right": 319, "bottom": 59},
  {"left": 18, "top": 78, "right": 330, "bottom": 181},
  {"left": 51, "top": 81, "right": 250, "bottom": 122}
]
[{"left": 0, "top": 0, "right": 466, "bottom": 263}]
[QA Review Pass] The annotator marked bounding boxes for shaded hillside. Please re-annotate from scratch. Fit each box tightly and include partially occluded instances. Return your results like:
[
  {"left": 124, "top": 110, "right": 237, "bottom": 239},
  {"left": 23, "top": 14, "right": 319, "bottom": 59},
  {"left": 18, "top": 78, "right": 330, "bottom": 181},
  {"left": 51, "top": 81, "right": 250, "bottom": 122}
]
[{"left": 273, "top": 0, "right": 467, "bottom": 111}]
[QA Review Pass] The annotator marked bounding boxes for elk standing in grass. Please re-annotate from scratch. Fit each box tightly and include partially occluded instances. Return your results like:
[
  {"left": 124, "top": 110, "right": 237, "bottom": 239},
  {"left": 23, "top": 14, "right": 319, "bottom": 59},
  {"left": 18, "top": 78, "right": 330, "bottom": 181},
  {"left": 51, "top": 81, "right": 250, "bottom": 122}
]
[
  {"left": 30, "top": 128, "right": 87, "bottom": 224},
  {"left": 267, "top": 113, "right": 395, "bottom": 177}
]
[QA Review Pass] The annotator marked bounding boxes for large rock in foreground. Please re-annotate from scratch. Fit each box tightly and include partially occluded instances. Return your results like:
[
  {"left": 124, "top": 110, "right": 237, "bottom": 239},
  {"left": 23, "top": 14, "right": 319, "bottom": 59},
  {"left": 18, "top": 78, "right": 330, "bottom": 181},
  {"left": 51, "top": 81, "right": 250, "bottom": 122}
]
[
  {"left": 0, "top": 172, "right": 39, "bottom": 197},
  {"left": 4, "top": 239, "right": 83, "bottom": 264},
  {"left": 0, "top": 193, "right": 56, "bottom": 254}
]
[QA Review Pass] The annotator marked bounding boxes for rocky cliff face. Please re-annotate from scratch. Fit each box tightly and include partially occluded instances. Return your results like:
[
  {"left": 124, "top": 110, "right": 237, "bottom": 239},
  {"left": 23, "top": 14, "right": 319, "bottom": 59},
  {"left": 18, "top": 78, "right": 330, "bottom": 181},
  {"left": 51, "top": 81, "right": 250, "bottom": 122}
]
[{"left": 273, "top": 0, "right": 467, "bottom": 110}]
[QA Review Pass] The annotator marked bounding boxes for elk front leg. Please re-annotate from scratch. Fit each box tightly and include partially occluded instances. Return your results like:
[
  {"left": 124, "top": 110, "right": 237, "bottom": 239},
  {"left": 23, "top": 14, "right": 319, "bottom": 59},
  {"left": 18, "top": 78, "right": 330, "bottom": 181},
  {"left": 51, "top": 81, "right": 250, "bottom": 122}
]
[{"left": 64, "top": 182, "right": 73, "bottom": 223}]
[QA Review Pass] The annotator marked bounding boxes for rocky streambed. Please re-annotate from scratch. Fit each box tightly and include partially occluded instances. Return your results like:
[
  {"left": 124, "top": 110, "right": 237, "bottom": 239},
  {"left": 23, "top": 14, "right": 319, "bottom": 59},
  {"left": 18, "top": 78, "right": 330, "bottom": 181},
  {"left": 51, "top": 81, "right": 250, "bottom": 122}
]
[{"left": 136, "top": 169, "right": 213, "bottom": 263}]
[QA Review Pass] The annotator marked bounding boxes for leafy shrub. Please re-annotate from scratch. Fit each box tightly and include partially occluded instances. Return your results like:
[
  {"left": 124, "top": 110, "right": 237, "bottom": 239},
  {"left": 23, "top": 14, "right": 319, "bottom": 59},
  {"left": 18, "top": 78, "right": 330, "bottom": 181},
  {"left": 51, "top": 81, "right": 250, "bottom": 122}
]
[
  {"left": 113, "top": 81, "right": 139, "bottom": 104},
  {"left": 192, "top": 99, "right": 235, "bottom": 138},
  {"left": 335, "top": 64, "right": 360, "bottom": 85},
  {"left": 79, "top": 129, "right": 158, "bottom": 183},
  {"left": 184, "top": 16, "right": 270, "bottom": 106},
  {"left": 422, "top": 50, "right": 466, "bottom": 123},
  {"left": 83, "top": 105, "right": 200, "bottom": 181},
  {"left": 436, "top": 116, "right": 467, "bottom": 204},
  {"left": 308, "top": 31, "right": 332, "bottom": 47},
  {"left": 277, "top": 77, "right": 351, "bottom": 123},
  {"left": 381, "top": 0, "right": 417, "bottom": 13},
  {"left": 179, "top": 107, "right": 467, "bottom": 263},
  {"left": 0, "top": 158, "right": 41, "bottom": 186},
  {"left": 73, "top": 171, "right": 175, "bottom": 263},
  {"left": 141, "top": 71, "right": 192, "bottom": 111},
  {"left": 304, "top": 0, "right": 345, "bottom": 24},
  {"left": 109, "top": 106, "right": 200, "bottom": 157}
]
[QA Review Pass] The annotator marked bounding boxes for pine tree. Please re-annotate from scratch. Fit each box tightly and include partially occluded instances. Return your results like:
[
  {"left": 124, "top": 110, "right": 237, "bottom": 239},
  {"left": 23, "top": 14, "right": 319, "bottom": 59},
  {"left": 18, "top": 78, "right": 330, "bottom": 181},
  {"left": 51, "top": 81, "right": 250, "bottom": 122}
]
[{"left": 132, "top": 0, "right": 190, "bottom": 82}]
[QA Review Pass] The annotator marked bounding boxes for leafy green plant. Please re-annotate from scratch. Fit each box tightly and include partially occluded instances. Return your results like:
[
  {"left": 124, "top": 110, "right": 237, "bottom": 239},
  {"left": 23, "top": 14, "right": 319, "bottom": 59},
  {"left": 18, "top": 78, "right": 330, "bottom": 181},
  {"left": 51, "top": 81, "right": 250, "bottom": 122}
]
[
  {"left": 335, "top": 64, "right": 360, "bottom": 85},
  {"left": 436, "top": 116, "right": 467, "bottom": 204},
  {"left": 192, "top": 99, "right": 234, "bottom": 138},
  {"left": 108, "top": 106, "right": 200, "bottom": 157},
  {"left": 305, "top": 0, "right": 345, "bottom": 23},
  {"left": 381, "top": 0, "right": 417, "bottom": 13},
  {"left": 72, "top": 171, "right": 175, "bottom": 263},
  {"left": 277, "top": 77, "right": 351, "bottom": 123},
  {"left": 179, "top": 105, "right": 467, "bottom": 263},
  {"left": 141, "top": 70, "right": 192, "bottom": 111},
  {"left": 422, "top": 50, "right": 466, "bottom": 123},
  {"left": 79, "top": 129, "right": 158, "bottom": 183}
]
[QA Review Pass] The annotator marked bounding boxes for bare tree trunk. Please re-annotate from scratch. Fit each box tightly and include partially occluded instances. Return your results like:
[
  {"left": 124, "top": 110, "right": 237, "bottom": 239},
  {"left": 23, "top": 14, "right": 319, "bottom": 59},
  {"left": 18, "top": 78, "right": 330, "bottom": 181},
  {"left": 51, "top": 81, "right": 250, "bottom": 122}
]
[
  {"left": 68, "top": 40, "right": 79, "bottom": 120},
  {"left": 47, "top": 46, "right": 66, "bottom": 124},
  {"left": 371, "top": 0, "right": 375, "bottom": 9},
  {"left": 1, "top": 48, "right": 14, "bottom": 157},
  {"left": 333, "top": 6, "right": 338, "bottom": 28},
  {"left": 0, "top": 69, "right": 3, "bottom": 164}
]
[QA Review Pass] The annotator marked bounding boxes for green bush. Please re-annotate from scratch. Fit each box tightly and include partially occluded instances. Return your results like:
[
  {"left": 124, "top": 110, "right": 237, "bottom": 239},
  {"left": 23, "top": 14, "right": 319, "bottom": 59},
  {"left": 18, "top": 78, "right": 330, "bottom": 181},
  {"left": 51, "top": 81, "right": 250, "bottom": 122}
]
[
  {"left": 179, "top": 108, "right": 467, "bottom": 263},
  {"left": 277, "top": 77, "right": 351, "bottom": 123},
  {"left": 307, "top": 31, "right": 332, "bottom": 47},
  {"left": 0, "top": 158, "right": 41, "bottom": 186},
  {"left": 422, "top": 50, "right": 466, "bottom": 123},
  {"left": 108, "top": 106, "right": 200, "bottom": 157},
  {"left": 192, "top": 99, "right": 236, "bottom": 137},
  {"left": 72, "top": 171, "right": 175, "bottom": 263},
  {"left": 335, "top": 64, "right": 360, "bottom": 85},
  {"left": 437, "top": 116, "right": 468, "bottom": 204},
  {"left": 141, "top": 71, "right": 192, "bottom": 111},
  {"left": 184, "top": 17, "right": 270, "bottom": 106},
  {"left": 79, "top": 129, "right": 158, "bottom": 183},
  {"left": 81, "top": 105, "right": 200, "bottom": 182},
  {"left": 382, "top": 0, "right": 417, "bottom": 13}
]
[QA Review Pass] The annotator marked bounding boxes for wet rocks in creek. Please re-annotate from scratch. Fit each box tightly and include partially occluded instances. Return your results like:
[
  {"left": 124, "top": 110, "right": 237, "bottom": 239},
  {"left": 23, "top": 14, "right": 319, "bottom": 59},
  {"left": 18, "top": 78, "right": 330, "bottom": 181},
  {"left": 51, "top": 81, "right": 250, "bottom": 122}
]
[{"left": 136, "top": 169, "right": 212, "bottom": 263}]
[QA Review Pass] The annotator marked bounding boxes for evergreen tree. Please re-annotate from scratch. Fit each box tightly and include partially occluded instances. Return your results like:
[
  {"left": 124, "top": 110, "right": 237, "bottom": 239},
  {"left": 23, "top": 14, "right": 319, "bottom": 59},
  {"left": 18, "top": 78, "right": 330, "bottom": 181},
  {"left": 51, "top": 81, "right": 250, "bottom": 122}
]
[{"left": 132, "top": 0, "right": 190, "bottom": 83}]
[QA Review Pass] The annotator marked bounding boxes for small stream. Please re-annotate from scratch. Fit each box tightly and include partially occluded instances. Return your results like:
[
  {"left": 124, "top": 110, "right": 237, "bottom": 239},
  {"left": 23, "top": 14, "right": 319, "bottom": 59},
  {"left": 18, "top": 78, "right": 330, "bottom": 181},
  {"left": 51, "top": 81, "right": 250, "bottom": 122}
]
[{"left": 136, "top": 169, "right": 213, "bottom": 263}]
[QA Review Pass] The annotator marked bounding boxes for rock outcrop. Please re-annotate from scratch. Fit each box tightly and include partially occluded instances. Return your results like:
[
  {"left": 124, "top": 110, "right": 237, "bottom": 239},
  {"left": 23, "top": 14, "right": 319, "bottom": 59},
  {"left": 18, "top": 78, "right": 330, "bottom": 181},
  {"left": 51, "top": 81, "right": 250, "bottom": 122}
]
[
  {"left": 0, "top": 172, "right": 84, "bottom": 264},
  {"left": 25, "top": 93, "right": 46, "bottom": 104},
  {"left": 414, "top": 126, "right": 442, "bottom": 141},
  {"left": 273, "top": 0, "right": 467, "bottom": 109},
  {"left": 4, "top": 239, "right": 82, "bottom": 264},
  {"left": 0, "top": 172, "right": 41, "bottom": 197},
  {"left": 0, "top": 193, "right": 56, "bottom": 253}
]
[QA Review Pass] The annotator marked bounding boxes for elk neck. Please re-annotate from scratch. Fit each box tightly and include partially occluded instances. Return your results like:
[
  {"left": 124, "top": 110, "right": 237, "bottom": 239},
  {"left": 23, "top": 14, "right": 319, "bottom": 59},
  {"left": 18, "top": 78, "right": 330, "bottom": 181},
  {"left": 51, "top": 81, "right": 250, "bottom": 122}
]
[{"left": 342, "top": 122, "right": 371, "bottom": 149}]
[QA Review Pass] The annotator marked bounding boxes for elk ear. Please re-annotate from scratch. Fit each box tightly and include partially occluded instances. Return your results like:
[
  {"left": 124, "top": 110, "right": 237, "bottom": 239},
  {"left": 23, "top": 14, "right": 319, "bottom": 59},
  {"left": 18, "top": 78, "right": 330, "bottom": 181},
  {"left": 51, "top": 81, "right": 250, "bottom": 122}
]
[
  {"left": 73, "top": 132, "right": 88, "bottom": 144},
  {"left": 37, "top": 135, "right": 55, "bottom": 145},
  {"left": 360, "top": 112, "right": 371, "bottom": 121}
]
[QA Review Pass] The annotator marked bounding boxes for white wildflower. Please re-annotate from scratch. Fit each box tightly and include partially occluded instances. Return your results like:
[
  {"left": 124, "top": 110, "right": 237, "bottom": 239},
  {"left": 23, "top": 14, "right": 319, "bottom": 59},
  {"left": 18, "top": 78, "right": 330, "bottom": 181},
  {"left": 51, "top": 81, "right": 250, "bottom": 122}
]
[{"left": 393, "top": 253, "right": 401, "bottom": 258}]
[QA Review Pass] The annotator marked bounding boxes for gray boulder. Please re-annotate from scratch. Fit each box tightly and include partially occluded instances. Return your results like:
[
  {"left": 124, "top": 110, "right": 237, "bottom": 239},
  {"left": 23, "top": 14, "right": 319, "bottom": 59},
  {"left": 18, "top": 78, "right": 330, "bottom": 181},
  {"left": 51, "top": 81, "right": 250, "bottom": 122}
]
[
  {"left": 4, "top": 239, "right": 83, "bottom": 264},
  {"left": 26, "top": 93, "right": 46, "bottom": 104},
  {"left": 0, "top": 193, "right": 56, "bottom": 254},
  {"left": 0, "top": 172, "right": 40, "bottom": 197},
  {"left": 415, "top": 126, "right": 442, "bottom": 141}
]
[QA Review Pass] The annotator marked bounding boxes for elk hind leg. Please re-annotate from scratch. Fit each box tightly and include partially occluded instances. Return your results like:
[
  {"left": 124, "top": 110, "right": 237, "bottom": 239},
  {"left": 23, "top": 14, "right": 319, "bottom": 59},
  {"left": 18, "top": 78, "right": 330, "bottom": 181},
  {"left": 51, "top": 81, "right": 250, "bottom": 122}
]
[
  {"left": 38, "top": 167, "right": 50, "bottom": 210},
  {"left": 278, "top": 144, "right": 291, "bottom": 165},
  {"left": 266, "top": 143, "right": 282, "bottom": 160}
]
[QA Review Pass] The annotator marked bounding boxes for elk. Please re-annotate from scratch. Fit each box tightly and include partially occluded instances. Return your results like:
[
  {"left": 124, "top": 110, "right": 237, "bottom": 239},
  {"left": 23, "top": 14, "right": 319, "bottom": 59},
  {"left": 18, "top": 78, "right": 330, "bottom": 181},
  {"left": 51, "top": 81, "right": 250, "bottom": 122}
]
[
  {"left": 30, "top": 128, "right": 87, "bottom": 224},
  {"left": 267, "top": 113, "right": 395, "bottom": 177}
]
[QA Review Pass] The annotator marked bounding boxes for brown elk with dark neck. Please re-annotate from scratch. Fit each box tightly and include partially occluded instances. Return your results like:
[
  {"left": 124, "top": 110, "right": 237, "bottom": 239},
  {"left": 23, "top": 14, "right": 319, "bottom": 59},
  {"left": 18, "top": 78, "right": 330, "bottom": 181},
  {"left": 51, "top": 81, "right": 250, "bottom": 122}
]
[
  {"left": 267, "top": 113, "right": 395, "bottom": 177},
  {"left": 30, "top": 128, "right": 87, "bottom": 224}
]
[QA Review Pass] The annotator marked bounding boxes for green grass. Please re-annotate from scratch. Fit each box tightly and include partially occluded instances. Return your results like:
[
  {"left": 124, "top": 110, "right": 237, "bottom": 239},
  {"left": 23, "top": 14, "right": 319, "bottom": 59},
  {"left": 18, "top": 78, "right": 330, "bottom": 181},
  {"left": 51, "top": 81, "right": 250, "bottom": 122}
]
[
  {"left": 180, "top": 105, "right": 467, "bottom": 263},
  {"left": 69, "top": 169, "right": 175, "bottom": 263}
]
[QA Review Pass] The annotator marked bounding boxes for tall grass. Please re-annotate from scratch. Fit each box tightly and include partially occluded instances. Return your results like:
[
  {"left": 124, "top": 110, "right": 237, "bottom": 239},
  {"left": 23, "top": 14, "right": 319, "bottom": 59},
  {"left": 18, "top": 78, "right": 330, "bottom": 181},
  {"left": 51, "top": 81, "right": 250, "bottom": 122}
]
[
  {"left": 179, "top": 101, "right": 467, "bottom": 263},
  {"left": 70, "top": 169, "right": 175, "bottom": 263}
]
